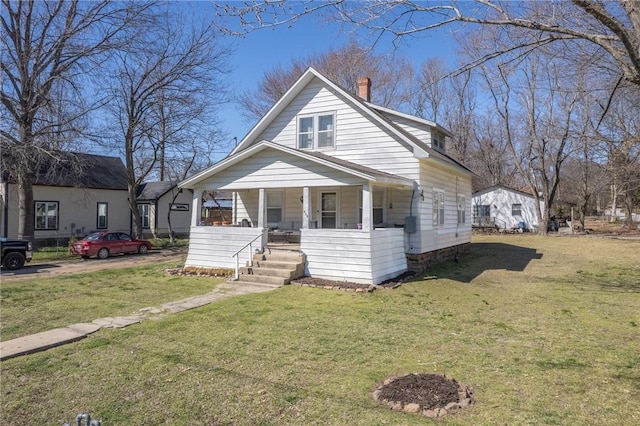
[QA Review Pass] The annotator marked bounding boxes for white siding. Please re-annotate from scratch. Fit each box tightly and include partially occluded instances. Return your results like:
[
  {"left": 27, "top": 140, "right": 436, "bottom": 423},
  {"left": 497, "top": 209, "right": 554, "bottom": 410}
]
[
  {"left": 153, "top": 189, "right": 193, "bottom": 236},
  {"left": 196, "top": 148, "right": 367, "bottom": 190},
  {"left": 379, "top": 113, "right": 433, "bottom": 146},
  {"left": 473, "top": 188, "right": 542, "bottom": 229},
  {"left": 2, "top": 183, "right": 129, "bottom": 240},
  {"left": 185, "top": 226, "right": 265, "bottom": 269},
  {"left": 406, "top": 161, "right": 472, "bottom": 254},
  {"left": 256, "top": 79, "right": 421, "bottom": 180},
  {"left": 300, "top": 228, "right": 406, "bottom": 284}
]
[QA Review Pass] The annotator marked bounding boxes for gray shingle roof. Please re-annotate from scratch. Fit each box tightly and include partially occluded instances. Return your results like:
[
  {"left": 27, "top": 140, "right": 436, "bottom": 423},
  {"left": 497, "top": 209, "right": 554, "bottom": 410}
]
[
  {"left": 136, "top": 181, "right": 177, "bottom": 200},
  {"left": 2, "top": 151, "right": 128, "bottom": 190}
]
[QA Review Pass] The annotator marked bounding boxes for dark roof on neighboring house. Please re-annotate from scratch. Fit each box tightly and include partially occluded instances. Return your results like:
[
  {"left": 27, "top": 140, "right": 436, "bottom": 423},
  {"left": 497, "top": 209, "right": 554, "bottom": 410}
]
[
  {"left": 2, "top": 151, "right": 128, "bottom": 190},
  {"left": 137, "top": 181, "right": 177, "bottom": 200}
]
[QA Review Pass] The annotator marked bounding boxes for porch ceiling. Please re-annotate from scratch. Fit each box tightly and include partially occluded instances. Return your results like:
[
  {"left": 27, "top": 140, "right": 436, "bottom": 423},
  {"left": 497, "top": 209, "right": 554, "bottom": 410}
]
[{"left": 180, "top": 141, "right": 414, "bottom": 190}]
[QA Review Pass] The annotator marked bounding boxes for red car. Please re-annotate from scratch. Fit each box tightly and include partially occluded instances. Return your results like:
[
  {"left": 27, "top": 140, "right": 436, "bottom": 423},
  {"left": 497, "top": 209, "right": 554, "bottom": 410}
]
[{"left": 71, "top": 231, "right": 152, "bottom": 259}]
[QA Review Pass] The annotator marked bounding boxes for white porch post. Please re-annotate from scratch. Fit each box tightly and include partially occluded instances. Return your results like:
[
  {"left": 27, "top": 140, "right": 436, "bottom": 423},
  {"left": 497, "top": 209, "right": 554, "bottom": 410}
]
[
  {"left": 232, "top": 191, "right": 238, "bottom": 224},
  {"left": 191, "top": 189, "right": 202, "bottom": 226},
  {"left": 257, "top": 188, "right": 266, "bottom": 228},
  {"left": 302, "top": 186, "right": 311, "bottom": 229},
  {"left": 362, "top": 183, "right": 372, "bottom": 230}
]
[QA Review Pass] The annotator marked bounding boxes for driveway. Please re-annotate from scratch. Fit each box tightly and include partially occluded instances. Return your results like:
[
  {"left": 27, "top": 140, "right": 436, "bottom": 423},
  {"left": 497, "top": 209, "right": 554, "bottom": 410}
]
[{"left": 0, "top": 248, "right": 187, "bottom": 281}]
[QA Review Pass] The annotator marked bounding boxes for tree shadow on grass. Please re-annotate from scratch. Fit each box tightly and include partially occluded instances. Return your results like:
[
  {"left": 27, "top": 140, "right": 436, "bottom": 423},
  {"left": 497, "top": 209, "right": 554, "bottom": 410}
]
[{"left": 413, "top": 242, "right": 543, "bottom": 284}]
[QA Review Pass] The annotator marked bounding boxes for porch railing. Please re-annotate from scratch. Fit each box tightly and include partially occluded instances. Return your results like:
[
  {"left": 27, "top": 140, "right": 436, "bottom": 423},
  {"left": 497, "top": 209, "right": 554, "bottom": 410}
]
[{"left": 231, "top": 228, "right": 268, "bottom": 280}]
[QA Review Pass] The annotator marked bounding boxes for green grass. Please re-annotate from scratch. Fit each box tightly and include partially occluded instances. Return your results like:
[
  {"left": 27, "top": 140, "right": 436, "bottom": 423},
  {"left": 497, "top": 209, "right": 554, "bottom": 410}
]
[
  {"left": 1, "top": 262, "right": 222, "bottom": 341},
  {"left": 2, "top": 235, "right": 640, "bottom": 425}
]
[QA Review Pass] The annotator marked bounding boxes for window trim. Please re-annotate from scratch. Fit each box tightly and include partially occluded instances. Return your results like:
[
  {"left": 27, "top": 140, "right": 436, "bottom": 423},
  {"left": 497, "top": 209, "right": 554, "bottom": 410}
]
[
  {"left": 512, "top": 203, "right": 522, "bottom": 216},
  {"left": 35, "top": 200, "right": 59, "bottom": 230},
  {"left": 266, "top": 190, "right": 283, "bottom": 228},
  {"left": 97, "top": 202, "right": 108, "bottom": 229},
  {"left": 138, "top": 203, "right": 151, "bottom": 229},
  {"left": 297, "top": 112, "right": 336, "bottom": 150},
  {"left": 457, "top": 195, "right": 466, "bottom": 224},
  {"left": 433, "top": 189, "right": 445, "bottom": 227}
]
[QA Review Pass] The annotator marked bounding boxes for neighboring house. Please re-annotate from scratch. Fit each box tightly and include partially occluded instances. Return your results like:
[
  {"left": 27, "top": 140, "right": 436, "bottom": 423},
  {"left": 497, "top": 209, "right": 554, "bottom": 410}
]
[
  {"left": 136, "top": 181, "right": 193, "bottom": 238},
  {"left": 179, "top": 67, "right": 474, "bottom": 284},
  {"left": 201, "top": 191, "right": 233, "bottom": 225},
  {"left": 472, "top": 185, "right": 543, "bottom": 231},
  {"left": 1, "top": 153, "right": 130, "bottom": 241}
]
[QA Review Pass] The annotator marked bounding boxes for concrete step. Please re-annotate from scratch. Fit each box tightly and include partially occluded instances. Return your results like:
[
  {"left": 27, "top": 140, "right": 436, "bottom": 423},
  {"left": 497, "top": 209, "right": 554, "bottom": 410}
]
[
  {"left": 236, "top": 273, "right": 289, "bottom": 286},
  {"left": 219, "top": 281, "right": 283, "bottom": 292},
  {"left": 254, "top": 251, "right": 305, "bottom": 263},
  {"left": 240, "top": 266, "right": 295, "bottom": 278},
  {"left": 251, "top": 260, "right": 302, "bottom": 270}
]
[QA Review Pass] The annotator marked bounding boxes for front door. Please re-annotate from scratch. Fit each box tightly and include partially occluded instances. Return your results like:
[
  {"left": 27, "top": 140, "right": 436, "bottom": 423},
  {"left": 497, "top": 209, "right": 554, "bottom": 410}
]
[{"left": 320, "top": 192, "right": 337, "bottom": 229}]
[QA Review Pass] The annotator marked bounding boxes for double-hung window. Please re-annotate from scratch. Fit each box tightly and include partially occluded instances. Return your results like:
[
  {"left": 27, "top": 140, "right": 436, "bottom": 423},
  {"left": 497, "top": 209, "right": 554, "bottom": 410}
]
[
  {"left": 512, "top": 203, "right": 522, "bottom": 216},
  {"left": 138, "top": 204, "right": 151, "bottom": 228},
  {"left": 457, "top": 195, "right": 466, "bottom": 224},
  {"left": 298, "top": 113, "right": 335, "bottom": 150},
  {"left": 266, "top": 191, "right": 283, "bottom": 227},
  {"left": 97, "top": 202, "right": 108, "bottom": 229},
  {"left": 433, "top": 190, "right": 445, "bottom": 227},
  {"left": 35, "top": 201, "right": 58, "bottom": 230}
]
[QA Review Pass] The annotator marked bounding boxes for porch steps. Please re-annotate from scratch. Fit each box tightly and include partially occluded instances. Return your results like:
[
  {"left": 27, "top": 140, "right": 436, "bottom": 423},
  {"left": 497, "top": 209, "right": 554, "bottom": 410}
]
[{"left": 236, "top": 249, "right": 306, "bottom": 286}]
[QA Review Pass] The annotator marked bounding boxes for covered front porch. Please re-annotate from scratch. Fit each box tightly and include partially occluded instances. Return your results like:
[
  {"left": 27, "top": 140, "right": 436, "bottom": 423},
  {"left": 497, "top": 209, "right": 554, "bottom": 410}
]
[
  {"left": 186, "top": 181, "right": 417, "bottom": 284},
  {"left": 180, "top": 142, "right": 417, "bottom": 284}
]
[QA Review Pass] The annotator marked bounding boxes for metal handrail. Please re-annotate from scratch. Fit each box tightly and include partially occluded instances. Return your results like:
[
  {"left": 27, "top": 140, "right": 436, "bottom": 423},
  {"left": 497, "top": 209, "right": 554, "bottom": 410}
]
[{"left": 231, "top": 228, "right": 267, "bottom": 280}]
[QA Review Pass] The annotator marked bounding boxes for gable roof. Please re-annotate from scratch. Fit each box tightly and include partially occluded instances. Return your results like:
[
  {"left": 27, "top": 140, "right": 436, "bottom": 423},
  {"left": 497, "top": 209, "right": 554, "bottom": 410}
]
[
  {"left": 137, "top": 181, "right": 177, "bottom": 200},
  {"left": 179, "top": 141, "right": 414, "bottom": 189},
  {"left": 1, "top": 151, "right": 128, "bottom": 190},
  {"left": 231, "top": 67, "right": 473, "bottom": 175},
  {"left": 473, "top": 185, "right": 536, "bottom": 199}
]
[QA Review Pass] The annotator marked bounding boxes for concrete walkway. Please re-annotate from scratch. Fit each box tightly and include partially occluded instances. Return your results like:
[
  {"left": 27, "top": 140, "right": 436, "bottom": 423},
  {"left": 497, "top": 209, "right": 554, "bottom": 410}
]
[{"left": 0, "top": 280, "right": 282, "bottom": 361}]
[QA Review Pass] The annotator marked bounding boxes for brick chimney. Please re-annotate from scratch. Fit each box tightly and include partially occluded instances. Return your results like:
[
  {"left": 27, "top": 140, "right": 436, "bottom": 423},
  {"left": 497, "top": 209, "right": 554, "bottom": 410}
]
[{"left": 357, "top": 77, "right": 371, "bottom": 102}]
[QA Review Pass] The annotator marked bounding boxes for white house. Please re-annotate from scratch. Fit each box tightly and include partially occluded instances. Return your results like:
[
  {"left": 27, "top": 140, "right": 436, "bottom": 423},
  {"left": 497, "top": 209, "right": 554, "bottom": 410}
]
[
  {"left": 136, "top": 181, "right": 193, "bottom": 238},
  {"left": 472, "top": 185, "right": 543, "bottom": 231},
  {"left": 1, "top": 153, "right": 130, "bottom": 242},
  {"left": 179, "top": 68, "right": 473, "bottom": 284}
]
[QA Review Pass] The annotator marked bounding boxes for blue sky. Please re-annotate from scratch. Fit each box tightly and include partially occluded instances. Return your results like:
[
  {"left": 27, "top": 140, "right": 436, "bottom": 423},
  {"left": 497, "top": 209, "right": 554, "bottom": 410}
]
[{"left": 210, "top": 3, "right": 460, "bottom": 156}]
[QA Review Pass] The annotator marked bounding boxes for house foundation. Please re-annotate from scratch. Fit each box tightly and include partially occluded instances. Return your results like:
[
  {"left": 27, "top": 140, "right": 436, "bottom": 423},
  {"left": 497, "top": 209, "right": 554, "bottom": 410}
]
[{"left": 406, "top": 243, "right": 470, "bottom": 272}]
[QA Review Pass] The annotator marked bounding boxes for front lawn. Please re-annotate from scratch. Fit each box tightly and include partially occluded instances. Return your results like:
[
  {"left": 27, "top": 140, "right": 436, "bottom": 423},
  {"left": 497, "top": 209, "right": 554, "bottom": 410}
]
[
  {"left": 1, "top": 261, "right": 222, "bottom": 341},
  {"left": 2, "top": 235, "right": 639, "bottom": 425}
]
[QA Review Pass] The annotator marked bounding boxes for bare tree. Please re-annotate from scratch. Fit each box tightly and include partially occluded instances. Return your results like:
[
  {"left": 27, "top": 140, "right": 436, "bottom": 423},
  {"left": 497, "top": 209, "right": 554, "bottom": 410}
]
[
  {"left": 467, "top": 115, "right": 521, "bottom": 191},
  {"left": 217, "top": 1, "right": 640, "bottom": 89},
  {"left": 1, "top": 0, "right": 149, "bottom": 241},
  {"left": 480, "top": 46, "right": 585, "bottom": 235},
  {"left": 103, "top": 10, "right": 230, "bottom": 238},
  {"left": 237, "top": 40, "right": 412, "bottom": 122},
  {"left": 596, "top": 84, "right": 640, "bottom": 225}
]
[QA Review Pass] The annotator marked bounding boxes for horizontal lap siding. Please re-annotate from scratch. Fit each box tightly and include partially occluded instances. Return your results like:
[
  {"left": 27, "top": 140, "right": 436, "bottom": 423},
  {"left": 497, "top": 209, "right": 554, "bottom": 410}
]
[
  {"left": 203, "top": 149, "right": 365, "bottom": 189},
  {"left": 257, "top": 79, "right": 420, "bottom": 181},
  {"left": 301, "top": 230, "right": 374, "bottom": 284},
  {"left": 371, "top": 229, "right": 408, "bottom": 283},
  {"left": 382, "top": 113, "right": 433, "bottom": 147},
  {"left": 185, "top": 227, "right": 264, "bottom": 269},
  {"left": 300, "top": 228, "right": 408, "bottom": 285},
  {"left": 409, "top": 161, "right": 472, "bottom": 253}
]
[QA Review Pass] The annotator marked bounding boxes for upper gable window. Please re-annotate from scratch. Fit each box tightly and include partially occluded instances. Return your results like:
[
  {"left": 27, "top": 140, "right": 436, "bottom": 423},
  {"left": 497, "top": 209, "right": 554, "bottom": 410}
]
[
  {"left": 298, "top": 113, "right": 335, "bottom": 150},
  {"left": 432, "top": 131, "right": 445, "bottom": 152}
]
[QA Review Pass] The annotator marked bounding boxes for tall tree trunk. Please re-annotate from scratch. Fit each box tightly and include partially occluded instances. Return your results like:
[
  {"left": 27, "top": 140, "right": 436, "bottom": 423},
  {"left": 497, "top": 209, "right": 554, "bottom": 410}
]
[
  {"left": 128, "top": 184, "right": 142, "bottom": 239},
  {"left": 610, "top": 183, "right": 618, "bottom": 222},
  {"left": 17, "top": 172, "right": 35, "bottom": 243}
]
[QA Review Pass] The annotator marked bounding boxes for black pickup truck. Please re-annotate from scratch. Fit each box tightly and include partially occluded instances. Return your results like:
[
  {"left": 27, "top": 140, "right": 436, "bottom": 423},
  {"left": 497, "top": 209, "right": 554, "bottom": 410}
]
[{"left": 1, "top": 238, "right": 33, "bottom": 270}]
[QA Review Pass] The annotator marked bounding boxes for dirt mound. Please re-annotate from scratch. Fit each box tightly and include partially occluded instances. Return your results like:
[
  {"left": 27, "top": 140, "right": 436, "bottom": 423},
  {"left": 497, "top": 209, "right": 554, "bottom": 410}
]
[{"left": 373, "top": 373, "right": 474, "bottom": 418}]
